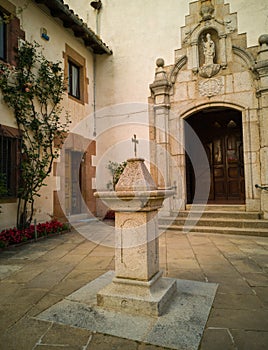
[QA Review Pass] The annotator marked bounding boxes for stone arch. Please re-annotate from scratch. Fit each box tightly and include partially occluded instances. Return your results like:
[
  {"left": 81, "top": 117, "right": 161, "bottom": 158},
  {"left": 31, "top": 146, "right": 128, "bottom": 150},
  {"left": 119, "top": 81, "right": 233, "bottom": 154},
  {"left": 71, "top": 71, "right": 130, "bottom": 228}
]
[
  {"left": 232, "top": 45, "right": 255, "bottom": 69},
  {"left": 169, "top": 55, "right": 187, "bottom": 85},
  {"left": 173, "top": 100, "right": 260, "bottom": 209},
  {"left": 182, "top": 104, "right": 246, "bottom": 204},
  {"left": 190, "top": 22, "right": 223, "bottom": 44},
  {"left": 180, "top": 101, "right": 245, "bottom": 120}
]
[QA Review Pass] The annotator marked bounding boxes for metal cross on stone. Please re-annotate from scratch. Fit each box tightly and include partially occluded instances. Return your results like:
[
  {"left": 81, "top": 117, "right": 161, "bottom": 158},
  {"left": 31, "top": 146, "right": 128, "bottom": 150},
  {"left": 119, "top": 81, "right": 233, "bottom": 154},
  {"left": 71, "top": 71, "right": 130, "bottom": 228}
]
[{"left": 132, "top": 134, "right": 139, "bottom": 158}]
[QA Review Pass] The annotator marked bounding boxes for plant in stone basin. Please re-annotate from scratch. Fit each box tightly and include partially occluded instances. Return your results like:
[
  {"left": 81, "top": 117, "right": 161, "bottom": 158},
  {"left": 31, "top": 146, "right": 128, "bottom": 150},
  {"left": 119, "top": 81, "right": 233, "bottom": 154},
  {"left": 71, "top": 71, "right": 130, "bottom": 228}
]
[
  {"left": 0, "top": 41, "right": 70, "bottom": 229},
  {"left": 107, "top": 161, "right": 127, "bottom": 190}
]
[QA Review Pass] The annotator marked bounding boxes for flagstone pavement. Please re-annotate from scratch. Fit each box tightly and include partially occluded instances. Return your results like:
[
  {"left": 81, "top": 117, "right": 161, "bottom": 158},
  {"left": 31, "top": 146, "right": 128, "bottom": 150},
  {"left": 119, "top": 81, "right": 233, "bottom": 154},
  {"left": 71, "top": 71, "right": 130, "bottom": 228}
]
[{"left": 0, "top": 220, "right": 267, "bottom": 350}]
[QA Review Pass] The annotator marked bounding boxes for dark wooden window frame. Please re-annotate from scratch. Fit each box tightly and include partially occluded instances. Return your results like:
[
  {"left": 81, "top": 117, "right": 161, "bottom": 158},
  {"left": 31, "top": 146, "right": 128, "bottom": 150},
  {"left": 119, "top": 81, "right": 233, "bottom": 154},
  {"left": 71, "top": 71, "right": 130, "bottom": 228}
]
[
  {"left": 0, "top": 10, "right": 7, "bottom": 61},
  {"left": 0, "top": 125, "right": 21, "bottom": 201},
  {"left": 0, "top": 1, "right": 25, "bottom": 65},
  {"left": 63, "top": 44, "right": 88, "bottom": 105},
  {"left": 68, "top": 60, "right": 81, "bottom": 100}
]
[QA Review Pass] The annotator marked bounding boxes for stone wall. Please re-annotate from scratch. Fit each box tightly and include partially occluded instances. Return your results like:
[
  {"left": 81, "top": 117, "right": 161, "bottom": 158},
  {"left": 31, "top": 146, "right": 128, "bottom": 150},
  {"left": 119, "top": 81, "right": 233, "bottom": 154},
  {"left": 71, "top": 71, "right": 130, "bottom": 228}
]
[{"left": 149, "top": 0, "right": 268, "bottom": 217}]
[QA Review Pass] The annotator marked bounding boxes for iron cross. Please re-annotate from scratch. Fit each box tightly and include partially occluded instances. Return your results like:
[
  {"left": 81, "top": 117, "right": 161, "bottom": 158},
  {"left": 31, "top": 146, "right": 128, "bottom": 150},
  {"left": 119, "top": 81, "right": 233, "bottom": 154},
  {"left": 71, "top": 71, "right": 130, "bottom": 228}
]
[{"left": 132, "top": 134, "right": 139, "bottom": 158}]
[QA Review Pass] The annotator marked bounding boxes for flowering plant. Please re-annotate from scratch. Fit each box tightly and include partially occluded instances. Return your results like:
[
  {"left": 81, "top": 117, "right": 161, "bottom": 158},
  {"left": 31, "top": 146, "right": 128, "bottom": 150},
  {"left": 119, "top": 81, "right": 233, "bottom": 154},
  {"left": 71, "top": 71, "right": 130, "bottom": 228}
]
[
  {"left": 0, "top": 220, "right": 68, "bottom": 248},
  {"left": 0, "top": 41, "right": 70, "bottom": 229}
]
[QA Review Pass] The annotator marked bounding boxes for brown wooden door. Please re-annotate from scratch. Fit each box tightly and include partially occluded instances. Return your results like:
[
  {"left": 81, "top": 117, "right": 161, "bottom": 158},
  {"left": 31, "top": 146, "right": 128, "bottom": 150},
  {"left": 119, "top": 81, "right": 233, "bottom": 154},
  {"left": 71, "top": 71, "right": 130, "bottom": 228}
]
[
  {"left": 207, "top": 132, "right": 245, "bottom": 203},
  {"left": 71, "top": 151, "right": 83, "bottom": 214},
  {"left": 185, "top": 108, "right": 245, "bottom": 204}
]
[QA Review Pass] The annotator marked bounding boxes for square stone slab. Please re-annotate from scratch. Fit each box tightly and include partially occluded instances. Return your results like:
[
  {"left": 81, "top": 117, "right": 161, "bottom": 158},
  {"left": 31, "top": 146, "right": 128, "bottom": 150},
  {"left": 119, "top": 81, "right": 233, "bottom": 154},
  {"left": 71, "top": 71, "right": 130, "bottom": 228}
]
[{"left": 36, "top": 271, "right": 218, "bottom": 350}]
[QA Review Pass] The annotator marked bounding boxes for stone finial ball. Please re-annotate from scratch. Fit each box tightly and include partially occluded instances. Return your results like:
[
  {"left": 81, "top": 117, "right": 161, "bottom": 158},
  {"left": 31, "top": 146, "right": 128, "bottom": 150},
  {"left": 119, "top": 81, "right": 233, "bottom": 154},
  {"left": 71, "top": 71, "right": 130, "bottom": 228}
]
[
  {"left": 259, "top": 34, "right": 268, "bottom": 46},
  {"left": 156, "top": 58, "right": 165, "bottom": 67}
]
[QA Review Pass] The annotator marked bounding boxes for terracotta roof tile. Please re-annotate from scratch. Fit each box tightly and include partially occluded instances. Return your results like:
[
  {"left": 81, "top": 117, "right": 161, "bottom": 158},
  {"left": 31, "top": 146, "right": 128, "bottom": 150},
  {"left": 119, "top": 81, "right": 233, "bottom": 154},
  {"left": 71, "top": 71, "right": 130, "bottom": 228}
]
[{"left": 34, "top": 0, "right": 112, "bottom": 55}]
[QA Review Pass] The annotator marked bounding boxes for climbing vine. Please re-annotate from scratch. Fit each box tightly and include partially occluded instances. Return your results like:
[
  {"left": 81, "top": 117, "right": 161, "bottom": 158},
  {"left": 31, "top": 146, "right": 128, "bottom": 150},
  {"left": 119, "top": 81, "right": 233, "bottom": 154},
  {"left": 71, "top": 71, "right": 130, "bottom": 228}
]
[{"left": 0, "top": 41, "right": 70, "bottom": 228}]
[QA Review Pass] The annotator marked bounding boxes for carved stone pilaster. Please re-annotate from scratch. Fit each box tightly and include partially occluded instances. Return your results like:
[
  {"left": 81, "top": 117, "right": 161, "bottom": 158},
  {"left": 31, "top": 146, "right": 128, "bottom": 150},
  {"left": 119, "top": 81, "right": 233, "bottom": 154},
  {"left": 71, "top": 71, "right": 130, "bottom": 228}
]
[
  {"left": 150, "top": 59, "right": 171, "bottom": 193},
  {"left": 255, "top": 34, "right": 268, "bottom": 218},
  {"left": 255, "top": 35, "right": 268, "bottom": 94},
  {"left": 219, "top": 33, "right": 227, "bottom": 68},
  {"left": 150, "top": 58, "right": 171, "bottom": 107},
  {"left": 190, "top": 40, "right": 199, "bottom": 73}
]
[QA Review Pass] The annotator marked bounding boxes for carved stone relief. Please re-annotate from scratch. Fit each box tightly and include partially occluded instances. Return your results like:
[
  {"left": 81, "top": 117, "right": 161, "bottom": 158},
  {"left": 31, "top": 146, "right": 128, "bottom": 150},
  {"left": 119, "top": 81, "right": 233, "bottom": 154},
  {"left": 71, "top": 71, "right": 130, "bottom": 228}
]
[
  {"left": 198, "top": 77, "right": 224, "bottom": 97},
  {"left": 199, "top": 0, "right": 215, "bottom": 21}
]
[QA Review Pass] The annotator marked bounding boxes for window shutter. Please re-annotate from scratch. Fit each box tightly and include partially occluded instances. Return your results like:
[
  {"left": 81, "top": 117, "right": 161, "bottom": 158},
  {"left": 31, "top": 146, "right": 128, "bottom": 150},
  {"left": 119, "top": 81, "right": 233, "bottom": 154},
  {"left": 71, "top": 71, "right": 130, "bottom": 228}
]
[{"left": 7, "top": 16, "right": 25, "bottom": 66}]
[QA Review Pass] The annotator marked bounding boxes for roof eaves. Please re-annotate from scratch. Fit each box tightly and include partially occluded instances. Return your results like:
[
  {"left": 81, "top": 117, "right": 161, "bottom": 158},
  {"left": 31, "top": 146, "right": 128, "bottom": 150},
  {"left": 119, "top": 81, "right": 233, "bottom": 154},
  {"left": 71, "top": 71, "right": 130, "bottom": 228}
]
[{"left": 34, "top": 0, "right": 112, "bottom": 55}]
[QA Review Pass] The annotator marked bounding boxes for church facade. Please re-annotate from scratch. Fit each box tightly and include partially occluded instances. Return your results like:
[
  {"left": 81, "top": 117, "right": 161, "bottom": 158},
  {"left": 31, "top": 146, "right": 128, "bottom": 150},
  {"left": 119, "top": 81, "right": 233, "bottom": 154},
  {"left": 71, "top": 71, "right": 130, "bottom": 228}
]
[
  {"left": 149, "top": 0, "right": 268, "bottom": 219},
  {"left": 1, "top": 0, "right": 268, "bottom": 229}
]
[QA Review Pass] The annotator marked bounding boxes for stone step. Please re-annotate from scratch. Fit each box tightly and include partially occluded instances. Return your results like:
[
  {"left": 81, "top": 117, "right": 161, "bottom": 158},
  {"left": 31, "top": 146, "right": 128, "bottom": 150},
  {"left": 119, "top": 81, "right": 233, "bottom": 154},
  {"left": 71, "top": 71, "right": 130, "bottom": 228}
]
[
  {"left": 160, "top": 216, "right": 268, "bottom": 229},
  {"left": 158, "top": 224, "right": 268, "bottom": 237},
  {"left": 68, "top": 213, "right": 93, "bottom": 223},
  {"left": 169, "top": 210, "right": 260, "bottom": 220},
  {"left": 159, "top": 206, "right": 268, "bottom": 237},
  {"left": 185, "top": 204, "right": 246, "bottom": 212}
]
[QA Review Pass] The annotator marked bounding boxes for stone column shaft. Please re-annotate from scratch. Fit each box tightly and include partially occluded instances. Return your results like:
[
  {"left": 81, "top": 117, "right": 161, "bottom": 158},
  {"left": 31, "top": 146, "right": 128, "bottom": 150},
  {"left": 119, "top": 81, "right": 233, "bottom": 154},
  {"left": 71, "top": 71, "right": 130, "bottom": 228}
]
[{"left": 255, "top": 35, "right": 268, "bottom": 218}]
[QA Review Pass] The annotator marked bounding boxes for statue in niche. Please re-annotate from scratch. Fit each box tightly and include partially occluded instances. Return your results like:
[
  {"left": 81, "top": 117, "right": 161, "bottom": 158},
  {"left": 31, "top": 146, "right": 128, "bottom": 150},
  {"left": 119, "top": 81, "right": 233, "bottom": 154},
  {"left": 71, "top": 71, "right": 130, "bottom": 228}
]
[
  {"left": 202, "top": 33, "right": 215, "bottom": 66},
  {"left": 199, "top": 31, "right": 221, "bottom": 78}
]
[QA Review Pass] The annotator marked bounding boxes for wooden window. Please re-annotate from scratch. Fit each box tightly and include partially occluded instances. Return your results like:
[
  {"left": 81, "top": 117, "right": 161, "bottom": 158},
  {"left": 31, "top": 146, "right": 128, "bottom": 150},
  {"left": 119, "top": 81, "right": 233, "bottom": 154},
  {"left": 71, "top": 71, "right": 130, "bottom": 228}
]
[
  {"left": 68, "top": 60, "right": 81, "bottom": 100},
  {"left": 0, "top": 1, "right": 25, "bottom": 65},
  {"left": 0, "top": 11, "right": 6, "bottom": 61},
  {"left": 64, "top": 44, "right": 88, "bottom": 104},
  {"left": 0, "top": 125, "right": 21, "bottom": 199}
]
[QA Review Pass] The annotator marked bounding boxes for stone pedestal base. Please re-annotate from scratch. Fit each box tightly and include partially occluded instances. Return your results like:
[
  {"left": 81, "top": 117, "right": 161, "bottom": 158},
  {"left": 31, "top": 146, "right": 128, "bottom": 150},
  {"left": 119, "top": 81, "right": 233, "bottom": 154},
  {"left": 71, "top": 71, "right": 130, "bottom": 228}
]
[
  {"left": 97, "top": 271, "right": 177, "bottom": 316},
  {"left": 37, "top": 271, "right": 218, "bottom": 350}
]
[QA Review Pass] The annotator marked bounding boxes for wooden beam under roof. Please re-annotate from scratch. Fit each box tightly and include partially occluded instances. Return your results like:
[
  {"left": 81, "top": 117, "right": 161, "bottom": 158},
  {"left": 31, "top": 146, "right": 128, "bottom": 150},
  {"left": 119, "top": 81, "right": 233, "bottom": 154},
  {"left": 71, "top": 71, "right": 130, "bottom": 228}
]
[{"left": 34, "top": 0, "right": 112, "bottom": 55}]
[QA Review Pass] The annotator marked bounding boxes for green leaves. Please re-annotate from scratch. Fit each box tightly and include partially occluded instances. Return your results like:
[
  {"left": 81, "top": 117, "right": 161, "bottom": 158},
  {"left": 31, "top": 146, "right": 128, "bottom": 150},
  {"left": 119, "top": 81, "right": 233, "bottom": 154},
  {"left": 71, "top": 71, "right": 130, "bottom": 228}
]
[
  {"left": 0, "top": 41, "right": 71, "bottom": 228},
  {"left": 107, "top": 161, "right": 127, "bottom": 189}
]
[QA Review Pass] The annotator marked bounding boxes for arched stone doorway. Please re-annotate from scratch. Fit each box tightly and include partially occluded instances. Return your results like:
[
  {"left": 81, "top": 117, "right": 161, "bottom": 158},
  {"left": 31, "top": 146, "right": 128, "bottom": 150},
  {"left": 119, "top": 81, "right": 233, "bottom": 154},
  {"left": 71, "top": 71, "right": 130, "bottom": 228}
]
[
  {"left": 185, "top": 107, "right": 245, "bottom": 204},
  {"left": 149, "top": 0, "right": 268, "bottom": 217}
]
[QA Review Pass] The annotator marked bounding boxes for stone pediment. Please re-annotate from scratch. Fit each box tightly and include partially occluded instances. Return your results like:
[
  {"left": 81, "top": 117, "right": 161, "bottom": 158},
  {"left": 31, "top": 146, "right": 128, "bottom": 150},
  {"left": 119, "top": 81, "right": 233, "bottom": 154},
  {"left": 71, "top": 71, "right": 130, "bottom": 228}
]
[
  {"left": 177, "top": 0, "right": 241, "bottom": 78},
  {"left": 150, "top": 0, "right": 266, "bottom": 99}
]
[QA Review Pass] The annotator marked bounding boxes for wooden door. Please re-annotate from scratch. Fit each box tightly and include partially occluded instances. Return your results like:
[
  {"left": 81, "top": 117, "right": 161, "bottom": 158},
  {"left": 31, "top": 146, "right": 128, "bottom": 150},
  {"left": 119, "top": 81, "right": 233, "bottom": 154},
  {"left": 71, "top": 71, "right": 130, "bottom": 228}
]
[
  {"left": 65, "top": 150, "right": 83, "bottom": 215},
  {"left": 185, "top": 109, "right": 245, "bottom": 204},
  {"left": 71, "top": 151, "right": 82, "bottom": 214},
  {"left": 208, "top": 131, "right": 245, "bottom": 203},
  {"left": 65, "top": 150, "right": 71, "bottom": 215}
]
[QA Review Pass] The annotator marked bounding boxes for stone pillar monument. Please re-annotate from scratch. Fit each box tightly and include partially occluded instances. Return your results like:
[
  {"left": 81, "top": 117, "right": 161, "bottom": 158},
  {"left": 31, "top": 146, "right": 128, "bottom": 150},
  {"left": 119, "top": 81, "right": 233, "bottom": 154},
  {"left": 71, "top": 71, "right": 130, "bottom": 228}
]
[
  {"left": 95, "top": 158, "right": 176, "bottom": 316},
  {"left": 39, "top": 156, "right": 218, "bottom": 350}
]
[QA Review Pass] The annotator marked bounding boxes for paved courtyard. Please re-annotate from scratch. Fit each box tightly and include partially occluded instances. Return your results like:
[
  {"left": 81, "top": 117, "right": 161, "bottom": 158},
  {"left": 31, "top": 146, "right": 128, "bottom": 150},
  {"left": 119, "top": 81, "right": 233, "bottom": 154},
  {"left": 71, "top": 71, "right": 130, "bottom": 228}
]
[{"left": 0, "top": 220, "right": 267, "bottom": 350}]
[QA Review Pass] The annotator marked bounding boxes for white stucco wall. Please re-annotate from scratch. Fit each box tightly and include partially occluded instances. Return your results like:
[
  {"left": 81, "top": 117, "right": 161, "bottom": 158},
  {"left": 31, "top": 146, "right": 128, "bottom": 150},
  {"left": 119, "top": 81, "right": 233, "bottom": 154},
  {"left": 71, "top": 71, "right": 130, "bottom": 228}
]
[
  {"left": 1, "top": 0, "right": 267, "bottom": 227},
  {"left": 65, "top": 0, "right": 268, "bottom": 107},
  {"left": 0, "top": 0, "right": 96, "bottom": 228},
  {"left": 63, "top": 0, "right": 268, "bottom": 191}
]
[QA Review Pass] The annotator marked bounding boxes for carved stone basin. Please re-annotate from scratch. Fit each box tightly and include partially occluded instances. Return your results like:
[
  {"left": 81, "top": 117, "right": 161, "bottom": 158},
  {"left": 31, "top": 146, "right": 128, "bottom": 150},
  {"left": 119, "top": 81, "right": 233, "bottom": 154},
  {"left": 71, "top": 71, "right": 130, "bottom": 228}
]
[{"left": 95, "top": 189, "right": 175, "bottom": 212}]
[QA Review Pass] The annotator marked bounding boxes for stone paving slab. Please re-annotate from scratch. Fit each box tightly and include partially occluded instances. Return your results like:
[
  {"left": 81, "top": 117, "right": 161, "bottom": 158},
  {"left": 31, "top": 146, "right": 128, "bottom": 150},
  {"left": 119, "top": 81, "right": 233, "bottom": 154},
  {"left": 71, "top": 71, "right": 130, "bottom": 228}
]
[
  {"left": 0, "top": 264, "right": 22, "bottom": 279},
  {"left": 36, "top": 271, "right": 218, "bottom": 350},
  {"left": 0, "top": 224, "right": 267, "bottom": 349}
]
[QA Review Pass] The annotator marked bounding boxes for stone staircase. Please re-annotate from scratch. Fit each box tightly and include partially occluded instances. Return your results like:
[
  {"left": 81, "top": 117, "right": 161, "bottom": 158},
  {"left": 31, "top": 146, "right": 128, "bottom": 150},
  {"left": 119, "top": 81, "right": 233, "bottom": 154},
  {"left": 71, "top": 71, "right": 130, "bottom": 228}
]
[{"left": 159, "top": 205, "right": 268, "bottom": 237}]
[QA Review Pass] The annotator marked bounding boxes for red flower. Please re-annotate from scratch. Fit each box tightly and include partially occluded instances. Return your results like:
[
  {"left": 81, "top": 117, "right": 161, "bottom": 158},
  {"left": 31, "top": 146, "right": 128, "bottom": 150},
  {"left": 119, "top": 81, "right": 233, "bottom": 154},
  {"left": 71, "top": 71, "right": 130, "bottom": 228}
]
[{"left": 0, "top": 220, "right": 66, "bottom": 247}]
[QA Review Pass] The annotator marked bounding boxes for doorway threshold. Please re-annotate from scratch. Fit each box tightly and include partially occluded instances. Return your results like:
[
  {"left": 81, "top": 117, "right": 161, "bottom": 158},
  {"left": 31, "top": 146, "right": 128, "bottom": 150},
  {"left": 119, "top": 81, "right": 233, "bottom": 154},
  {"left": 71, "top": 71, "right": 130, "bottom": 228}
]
[{"left": 186, "top": 204, "right": 246, "bottom": 211}]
